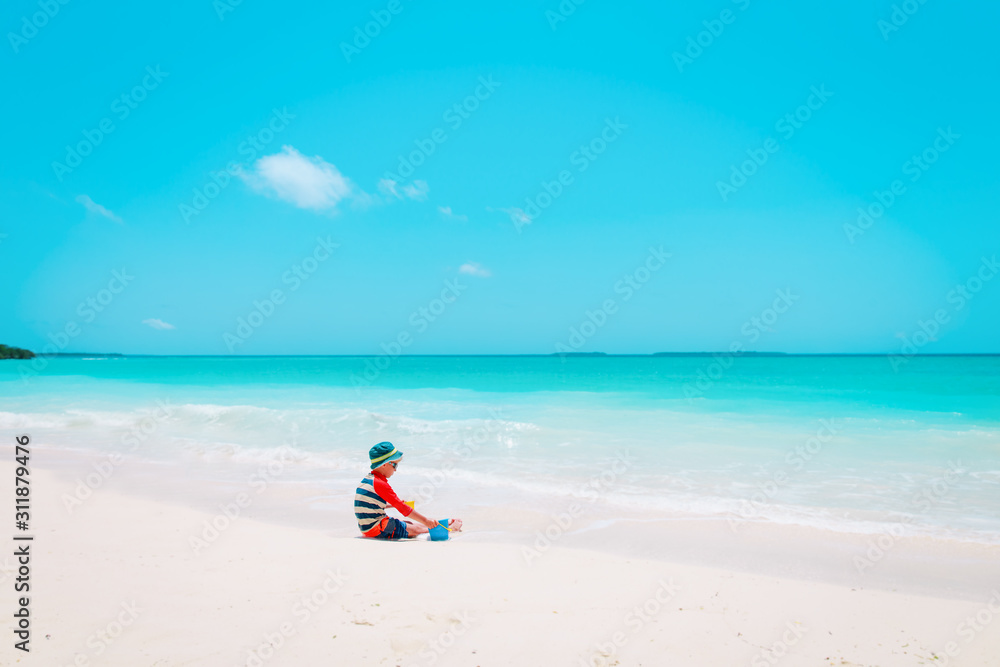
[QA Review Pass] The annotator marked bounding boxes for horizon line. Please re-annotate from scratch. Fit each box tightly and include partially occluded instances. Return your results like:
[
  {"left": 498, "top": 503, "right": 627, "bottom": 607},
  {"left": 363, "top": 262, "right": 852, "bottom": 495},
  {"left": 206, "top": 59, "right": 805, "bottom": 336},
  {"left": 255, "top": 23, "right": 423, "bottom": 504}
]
[{"left": 20, "top": 352, "right": 1000, "bottom": 358}]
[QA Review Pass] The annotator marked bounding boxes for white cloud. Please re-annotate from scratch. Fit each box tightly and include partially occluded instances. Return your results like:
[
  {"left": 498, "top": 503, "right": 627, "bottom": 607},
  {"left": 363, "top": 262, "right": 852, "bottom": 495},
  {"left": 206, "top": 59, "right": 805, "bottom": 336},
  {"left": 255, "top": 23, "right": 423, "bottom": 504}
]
[
  {"left": 459, "top": 262, "right": 491, "bottom": 278},
  {"left": 378, "top": 178, "right": 401, "bottom": 199},
  {"left": 243, "top": 146, "right": 355, "bottom": 211},
  {"left": 76, "top": 195, "right": 123, "bottom": 224},
  {"left": 376, "top": 177, "right": 430, "bottom": 205},
  {"left": 401, "top": 180, "right": 429, "bottom": 201},
  {"left": 488, "top": 206, "right": 531, "bottom": 227},
  {"left": 438, "top": 206, "right": 468, "bottom": 222},
  {"left": 349, "top": 189, "right": 376, "bottom": 210},
  {"left": 142, "top": 318, "right": 176, "bottom": 330}
]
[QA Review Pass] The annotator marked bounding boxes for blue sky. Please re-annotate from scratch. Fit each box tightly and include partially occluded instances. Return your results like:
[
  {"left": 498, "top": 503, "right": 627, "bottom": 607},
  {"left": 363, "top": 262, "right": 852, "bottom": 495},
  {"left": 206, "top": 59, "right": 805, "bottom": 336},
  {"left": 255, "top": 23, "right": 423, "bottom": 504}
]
[{"left": 2, "top": 0, "right": 998, "bottom": 355}]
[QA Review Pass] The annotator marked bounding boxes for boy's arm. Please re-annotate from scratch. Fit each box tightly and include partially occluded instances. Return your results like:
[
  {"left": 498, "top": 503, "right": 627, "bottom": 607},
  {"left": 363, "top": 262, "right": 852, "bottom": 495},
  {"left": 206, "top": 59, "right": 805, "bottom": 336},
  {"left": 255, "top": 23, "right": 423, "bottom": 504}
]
[
  {"left": 406, "top": 508, "right": 441, "bottom": 530},
  {"left": 372, "top": 476, "right": 437, "bottom": 527}
]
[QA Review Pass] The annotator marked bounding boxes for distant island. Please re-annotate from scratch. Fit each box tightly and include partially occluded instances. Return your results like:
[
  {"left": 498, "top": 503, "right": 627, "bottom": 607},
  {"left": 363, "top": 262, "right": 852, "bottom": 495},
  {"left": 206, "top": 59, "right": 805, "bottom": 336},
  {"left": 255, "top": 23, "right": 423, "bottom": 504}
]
[
  {"left": 548, "top": 351, "right": 791, "bottom": 357},
  {"left": 652, "top": 351, "right": 789, "bottom": 357},
  {"left": 0, "top": 344, "right": 35, "bottom": 359},
  {"left": 47, "top": 352, "right": 124, "bottom": 357}
]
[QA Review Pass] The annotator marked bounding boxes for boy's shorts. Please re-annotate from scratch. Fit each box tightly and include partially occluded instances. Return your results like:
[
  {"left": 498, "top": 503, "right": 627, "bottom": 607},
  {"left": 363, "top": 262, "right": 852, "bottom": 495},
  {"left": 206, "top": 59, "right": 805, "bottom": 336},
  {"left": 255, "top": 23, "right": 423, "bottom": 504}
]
[{"left": 371, "top": 517, "right": 409, "bottom": 540}]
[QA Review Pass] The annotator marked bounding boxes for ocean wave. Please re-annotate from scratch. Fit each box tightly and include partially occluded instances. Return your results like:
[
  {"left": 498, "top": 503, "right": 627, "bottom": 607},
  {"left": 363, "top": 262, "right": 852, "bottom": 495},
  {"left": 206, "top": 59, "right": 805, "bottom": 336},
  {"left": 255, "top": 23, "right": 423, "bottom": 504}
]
[{"left": 0, "top": 403, "right": 540, "bottom": 458}]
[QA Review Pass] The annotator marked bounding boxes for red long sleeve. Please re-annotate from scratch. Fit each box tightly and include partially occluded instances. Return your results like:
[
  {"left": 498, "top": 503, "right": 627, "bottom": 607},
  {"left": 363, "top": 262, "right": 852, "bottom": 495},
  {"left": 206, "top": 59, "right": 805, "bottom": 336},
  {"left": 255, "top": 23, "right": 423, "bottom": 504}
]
[{"left": 372, "top": 473, "right": 413, "bottom": 516}]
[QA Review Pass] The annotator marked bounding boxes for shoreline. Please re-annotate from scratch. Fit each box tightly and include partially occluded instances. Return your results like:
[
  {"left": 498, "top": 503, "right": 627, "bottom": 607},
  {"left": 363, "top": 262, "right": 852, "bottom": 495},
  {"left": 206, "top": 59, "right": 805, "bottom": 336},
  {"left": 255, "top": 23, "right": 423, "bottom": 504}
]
[
  {"left": 23, "top": 448, "right": 1000, "bottom": 602},
  {"left": 18, "top": 434, "right": 1000, "bottom": 549}
]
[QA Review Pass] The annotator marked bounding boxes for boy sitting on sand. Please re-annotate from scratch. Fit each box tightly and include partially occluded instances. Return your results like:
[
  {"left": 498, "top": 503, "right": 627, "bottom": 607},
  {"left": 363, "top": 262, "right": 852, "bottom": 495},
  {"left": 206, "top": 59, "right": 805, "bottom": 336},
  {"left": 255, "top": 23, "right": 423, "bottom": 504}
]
[{"left": 355, "top": 442, "right": 462, "bottom": 539}]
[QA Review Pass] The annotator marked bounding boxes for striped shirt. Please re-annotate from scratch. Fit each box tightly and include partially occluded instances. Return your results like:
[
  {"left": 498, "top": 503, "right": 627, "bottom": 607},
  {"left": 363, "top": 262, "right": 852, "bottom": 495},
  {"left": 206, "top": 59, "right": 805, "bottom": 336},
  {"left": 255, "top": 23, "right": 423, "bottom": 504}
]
[{"left": 355, "top": 471, "right": 413, "bottom": 536}]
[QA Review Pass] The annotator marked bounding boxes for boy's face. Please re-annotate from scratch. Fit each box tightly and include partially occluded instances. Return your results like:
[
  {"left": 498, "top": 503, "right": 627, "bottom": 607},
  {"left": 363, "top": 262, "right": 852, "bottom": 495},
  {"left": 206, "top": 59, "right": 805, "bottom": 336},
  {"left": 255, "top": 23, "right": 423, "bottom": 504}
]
[{"left": 375, "top": 460, "right": 397, "bottom": 477}]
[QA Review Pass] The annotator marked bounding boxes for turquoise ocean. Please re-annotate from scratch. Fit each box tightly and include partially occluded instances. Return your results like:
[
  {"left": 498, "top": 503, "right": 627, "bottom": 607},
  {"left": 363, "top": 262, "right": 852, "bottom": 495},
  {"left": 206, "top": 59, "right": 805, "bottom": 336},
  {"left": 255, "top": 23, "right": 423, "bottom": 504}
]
[{"left": 2, "top": 355, "right": 998, "bottom": 543}]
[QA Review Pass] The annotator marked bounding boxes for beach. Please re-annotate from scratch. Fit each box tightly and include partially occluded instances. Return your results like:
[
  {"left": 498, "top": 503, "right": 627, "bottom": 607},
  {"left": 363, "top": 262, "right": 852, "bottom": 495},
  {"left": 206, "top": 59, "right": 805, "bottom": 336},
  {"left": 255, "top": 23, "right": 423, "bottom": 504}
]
[
  {"left": 3, "top": 461, "right": 1000, "bottom": 667},
  {"left": 2, "top": 355, "right": 1000, "bottom": 665}
]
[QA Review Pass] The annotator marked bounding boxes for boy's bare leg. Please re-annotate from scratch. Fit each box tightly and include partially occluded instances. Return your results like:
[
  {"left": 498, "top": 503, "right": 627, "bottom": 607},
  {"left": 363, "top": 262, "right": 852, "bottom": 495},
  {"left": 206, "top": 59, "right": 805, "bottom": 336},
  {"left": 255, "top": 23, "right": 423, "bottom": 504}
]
[{"left": 405, "top": 521, "right": 430, "bottom": 538}]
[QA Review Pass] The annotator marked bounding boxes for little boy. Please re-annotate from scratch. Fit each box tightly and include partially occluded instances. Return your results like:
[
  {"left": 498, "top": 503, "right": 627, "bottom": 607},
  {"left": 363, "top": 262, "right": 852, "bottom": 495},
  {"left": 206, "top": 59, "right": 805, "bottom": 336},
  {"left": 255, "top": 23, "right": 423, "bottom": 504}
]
[{"left": 355, "top": 441, "right": 462, "bottom": 540}]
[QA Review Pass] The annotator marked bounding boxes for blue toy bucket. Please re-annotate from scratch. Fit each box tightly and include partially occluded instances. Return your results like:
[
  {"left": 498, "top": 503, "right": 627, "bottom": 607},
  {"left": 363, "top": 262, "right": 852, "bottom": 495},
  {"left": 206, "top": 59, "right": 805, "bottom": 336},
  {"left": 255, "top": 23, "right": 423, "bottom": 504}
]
[{"left": 429, "top": 519, "right": 450, "bottom": 541}]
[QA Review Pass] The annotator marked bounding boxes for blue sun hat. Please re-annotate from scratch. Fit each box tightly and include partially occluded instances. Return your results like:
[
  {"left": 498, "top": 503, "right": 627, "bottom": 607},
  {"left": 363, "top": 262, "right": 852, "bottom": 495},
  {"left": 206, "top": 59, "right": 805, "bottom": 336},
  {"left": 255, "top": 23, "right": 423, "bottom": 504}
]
[{"left": 369, "top": 441, "right": 403, "bottom": 470}]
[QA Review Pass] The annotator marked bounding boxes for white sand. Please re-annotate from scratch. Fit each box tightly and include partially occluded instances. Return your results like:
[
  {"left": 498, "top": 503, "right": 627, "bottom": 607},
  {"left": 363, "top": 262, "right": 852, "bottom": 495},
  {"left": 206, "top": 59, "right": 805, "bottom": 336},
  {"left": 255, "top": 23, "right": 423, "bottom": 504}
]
[{"left": 3, "top": 461, "right": 1000, "bottom": 667}]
